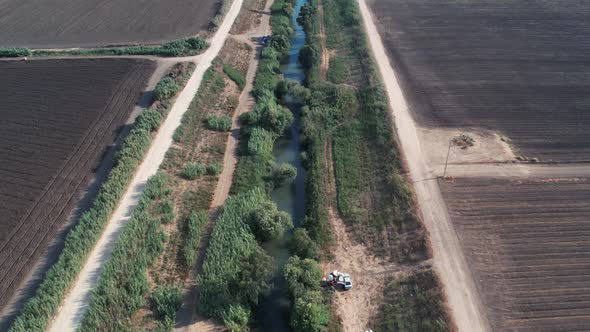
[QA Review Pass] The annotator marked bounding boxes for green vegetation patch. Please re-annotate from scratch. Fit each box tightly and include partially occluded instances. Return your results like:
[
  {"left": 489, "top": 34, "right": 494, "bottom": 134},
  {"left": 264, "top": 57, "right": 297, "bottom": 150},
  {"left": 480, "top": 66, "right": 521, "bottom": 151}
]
[
  {"left": 223, "top": 63, "right": 246, "bottom": 89},
  {"left": 3, "top": 37, "right": 208, "bottom": 58},
  {"left": 198, "top": 188, "right": 276, "bottom": 328},
  {"left": 79, "top": 173, "right": 172, "bottom": 331}
]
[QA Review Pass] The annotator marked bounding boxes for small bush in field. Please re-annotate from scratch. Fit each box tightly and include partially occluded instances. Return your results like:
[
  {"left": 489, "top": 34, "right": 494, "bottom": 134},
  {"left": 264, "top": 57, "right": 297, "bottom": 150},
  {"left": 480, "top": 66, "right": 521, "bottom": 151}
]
[
  {"left": 223, "top": 64, "right": 246, "bottom": 89},
  {"left": 206, "top": 115, "right": 232, "bottom": 132},
  {"left": 151, "top": 285, "right": 183, "bottom": 320},
  {"left": 135, "top": 109, "right": 163, "bottom": 132},
  {"left": 182, "top": 162, "right": 206, "bottom": 180},
  {"left": 154, "top": 77, "right": 179, "bottom": 101},
  {"left": 206, "top": 163, "right": 223, "bottom": 175},
  {"left": 183, "top": 211, "right": 208, "bottom": 267},
  {"left": 156, "top": 199, "right": 175, "bottom": 224}
]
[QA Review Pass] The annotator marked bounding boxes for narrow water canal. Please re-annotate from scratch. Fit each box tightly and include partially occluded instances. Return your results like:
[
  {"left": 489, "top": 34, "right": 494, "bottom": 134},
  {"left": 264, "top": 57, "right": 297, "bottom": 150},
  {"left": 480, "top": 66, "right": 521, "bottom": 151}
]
[{"left": 257, "top": 0, "right": 308, "bottom": 329}]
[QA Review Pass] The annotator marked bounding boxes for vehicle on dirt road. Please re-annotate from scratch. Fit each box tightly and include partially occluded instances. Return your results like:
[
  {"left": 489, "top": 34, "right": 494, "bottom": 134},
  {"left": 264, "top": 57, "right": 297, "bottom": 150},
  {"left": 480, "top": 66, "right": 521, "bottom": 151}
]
[{"left": 325, "top": 270, "right": 352, "bottom": 291}]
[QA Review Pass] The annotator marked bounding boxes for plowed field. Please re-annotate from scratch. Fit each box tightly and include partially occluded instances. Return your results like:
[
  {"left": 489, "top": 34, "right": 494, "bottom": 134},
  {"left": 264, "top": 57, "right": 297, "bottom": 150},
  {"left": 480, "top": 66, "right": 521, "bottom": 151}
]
[
  {"left": 0, "top": 0, "right": 218, "bottom": 48},
  {"left": 0, "top": 59, "right": 155, "bottom": 311},
  {"left": 367, "top": 0, "right": 590, "bottom": 162},
  {"left": 440, "top": 177, "right": 590, "bottom": 331}
]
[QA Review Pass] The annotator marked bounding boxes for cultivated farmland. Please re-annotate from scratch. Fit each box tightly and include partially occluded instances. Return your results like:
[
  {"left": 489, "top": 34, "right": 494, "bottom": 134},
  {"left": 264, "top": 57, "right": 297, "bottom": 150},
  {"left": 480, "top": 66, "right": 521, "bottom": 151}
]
[
  {"left": 440, "top": 177, "right": 590, "bottom": 331},
  {"left": 366, "top": 0, "right": 590, "bottom": 162},
  {"left": 0, "top": 59, "right": 155, "bottom": 311},
  {"left": 0, "top": 0, "right": 219, "bottom": 48}
]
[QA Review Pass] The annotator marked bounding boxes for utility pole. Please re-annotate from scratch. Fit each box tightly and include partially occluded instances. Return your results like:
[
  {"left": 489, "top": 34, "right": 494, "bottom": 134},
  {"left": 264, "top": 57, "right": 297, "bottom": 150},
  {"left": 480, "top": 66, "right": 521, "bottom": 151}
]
[{"left": 442, "top": 138, "right": 452, "bottom": 178}]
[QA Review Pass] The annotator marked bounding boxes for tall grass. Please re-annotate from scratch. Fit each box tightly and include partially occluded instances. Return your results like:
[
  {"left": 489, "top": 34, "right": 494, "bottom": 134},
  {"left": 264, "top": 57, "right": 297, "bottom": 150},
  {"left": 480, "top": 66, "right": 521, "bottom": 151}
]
[
  {"left": 223, "top": 63, "right": 246, "bottom": 89},
  {"left": 182, "top": 211, "right": 209, "bottom": 267},
  {"left": 78, "top": 173, "right": 171, "bottom": 331},
  {"left": 1, "top": 37, "right": 207, "bottom": 58},
  {"left": 198, "top": 188, "right": 268, "bottom": 319}
]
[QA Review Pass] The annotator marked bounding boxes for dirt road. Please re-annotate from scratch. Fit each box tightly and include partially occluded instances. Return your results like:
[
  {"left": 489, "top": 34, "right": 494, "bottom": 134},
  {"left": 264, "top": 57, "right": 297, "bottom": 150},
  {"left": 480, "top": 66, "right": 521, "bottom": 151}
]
[
  {"left": 46, "top": 0, "right": 244, "bottom": 330},
  {"left": 357, "top": 0, "right": 491, "bottom": 330}
]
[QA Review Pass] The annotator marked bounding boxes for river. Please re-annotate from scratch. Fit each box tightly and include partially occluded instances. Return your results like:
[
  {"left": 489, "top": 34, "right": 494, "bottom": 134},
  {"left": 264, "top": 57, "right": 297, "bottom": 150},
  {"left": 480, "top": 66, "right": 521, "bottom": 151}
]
[{"left": 257, "top": 0, "right": 308, "bottom": 329}]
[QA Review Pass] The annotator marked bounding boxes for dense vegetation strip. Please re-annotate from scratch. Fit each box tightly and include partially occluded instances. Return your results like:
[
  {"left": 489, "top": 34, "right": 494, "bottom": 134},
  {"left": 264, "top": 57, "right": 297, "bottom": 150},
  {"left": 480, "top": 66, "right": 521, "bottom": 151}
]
[
  {"left": 196, "top": 0, "right": 302, "bottom": 329},
  {"left": 9, "top": 63, "right": 195, "bottom": 332},
  {"left": 78, "top": 60, "right": 245, "bottom": 330},
  {"left": 79, "top": 173, "right": 178, "bottom": 331},
  {"left": 0, "top": 37, "right": 207, "bottom": 58},
  {"left": 231, "top": 0, "right": 297, "bottom": 195},
  {"left": 295, "top": 0, "right": 450, "bottom": 329}
]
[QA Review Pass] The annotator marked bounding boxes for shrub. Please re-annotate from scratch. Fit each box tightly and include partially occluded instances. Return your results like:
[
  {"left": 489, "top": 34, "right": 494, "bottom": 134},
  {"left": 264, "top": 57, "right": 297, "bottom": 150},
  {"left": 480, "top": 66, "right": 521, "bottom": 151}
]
[
  {"left": 247, "top": 127, "right": 275, "bottom": 157},
  {"left": 154, "top": 76, "right": 180, "bottom": 101},
  {"left": 198, "top": 188, "right": 270, "bottom": 321},
  {"left": 232, "top": 247, "right": 274, "bottom": 304},
  {"left": 206, "top": 114, "right": 232, "bottom": 132},
  {"left": 249, "top": 201, "right": 293, "bottom": 241},
  {"left": 151, "top": 285, "right": 183, "bottom": 320},
  {"left": 242, "top": 90, "right": 293, "bottom": 135},
  {"left": 206, "top": 162, "right": 223, "bottom": 175},
  {"left": 291, "top": 291, "right": 330, "bottom": 332},
  {"left": 156, "top": 199, "right": 176, "bottom": 224},
  {"left": 183, "top": 211, "right": 208, "bottom": 267},
  {"left": 26, "top": 38, "right": 208, "bottom": 58},
  {"left": 135, "top": 109, "right": 163, "bottom": 132},
  {"left": 182, "top": 162, "right": 206, "bottom": 180},
  {"left": 0, "top": 48, "right": 31, "bottom": 57},
  {"left": 223, "top": 64, "right": 246, "bottom": 89},
  {"left": 270, "top": 162, "right": 297, "bottom": 188},
  {"left": 223, "top": 305, "right": 251, "bottom": 332},
  {"left": 283, "top": 256, "right": 323, "bottom": 299},
  {"left": 289, "top": 228, "right": 319, "bottom": 259}
]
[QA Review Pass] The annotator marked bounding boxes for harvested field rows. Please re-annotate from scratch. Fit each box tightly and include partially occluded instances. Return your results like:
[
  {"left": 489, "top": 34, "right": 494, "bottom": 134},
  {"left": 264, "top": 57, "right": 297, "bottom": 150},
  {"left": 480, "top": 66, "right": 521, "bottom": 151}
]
[
  {"left": 0, "top": 0, "right": 219, "bottom": 48},
  {"left": 0, "top": 59, "right": 155, "bottom": 311},
  {"left": 440, "top": 177, "right": 590, "bottom": 331},
  {"left": 367, "top": 0, "right": 590, "bottom": 162}
]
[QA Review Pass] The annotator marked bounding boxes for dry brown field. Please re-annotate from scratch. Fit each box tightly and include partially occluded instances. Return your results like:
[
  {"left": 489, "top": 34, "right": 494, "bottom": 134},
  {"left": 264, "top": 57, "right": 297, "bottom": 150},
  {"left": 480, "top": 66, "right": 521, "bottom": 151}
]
[
  {"left": 0, "top": 0, "right": 219, "bottom": 48},
  {"left": 367, "top": 0, "right": 590, "bottom": 162},
  {"left": 440, "top": 177, "right": 590, "bottom": 331},
  {"left": 0, "top": 59, "right": 155, "bottom": 311}
]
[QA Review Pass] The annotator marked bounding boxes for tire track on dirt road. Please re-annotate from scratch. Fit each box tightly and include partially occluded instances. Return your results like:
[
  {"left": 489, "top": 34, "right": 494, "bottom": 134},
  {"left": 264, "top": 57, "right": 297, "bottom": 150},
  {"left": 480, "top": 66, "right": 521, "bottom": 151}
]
[
  {"left": 357, "top": 0, "right": 491, "bottom": 330},
  {"left": 46, "top": 0, "right": 244, "bottom": 330}
]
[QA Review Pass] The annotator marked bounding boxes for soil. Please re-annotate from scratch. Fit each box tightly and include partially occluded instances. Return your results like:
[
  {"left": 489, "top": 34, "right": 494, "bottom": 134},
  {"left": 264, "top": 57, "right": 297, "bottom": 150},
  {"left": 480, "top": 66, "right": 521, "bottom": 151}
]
[
  {"left": 440, "top": 177, "right": 590, "bottom": 331},
  {"left": 0, "top": 59, "right": 155, "bottom": 314},
  {"left": 0, "top": 0, "right": 219, "bottom": 48},
  {"left": 230, "top": 0, "right": 267, "bottom": 35},
  {"left": 366, "top": 0, "right": 590, "bottom": 163},
  {"left": 47, "top": 0, "right": 244, "bottom": 329}
]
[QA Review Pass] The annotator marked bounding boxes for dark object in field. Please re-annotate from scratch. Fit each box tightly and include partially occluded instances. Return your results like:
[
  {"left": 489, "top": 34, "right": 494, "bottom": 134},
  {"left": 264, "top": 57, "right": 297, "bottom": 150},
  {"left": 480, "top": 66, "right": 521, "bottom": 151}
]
[
  {"left": 0, "top": 0, "right": 218, "bottom": 48},
  {"left": 369, "top": 0, "right": 590, "bottom": 162},
  {"left": 0, "top": 59, "right": 155, "bottom": 312}
]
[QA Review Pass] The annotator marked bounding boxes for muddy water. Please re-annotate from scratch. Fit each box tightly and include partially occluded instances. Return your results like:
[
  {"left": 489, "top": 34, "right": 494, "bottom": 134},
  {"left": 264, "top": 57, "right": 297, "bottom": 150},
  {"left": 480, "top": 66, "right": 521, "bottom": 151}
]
[{"left": 257, "top": 0, "right": 307, "bottom": 329}]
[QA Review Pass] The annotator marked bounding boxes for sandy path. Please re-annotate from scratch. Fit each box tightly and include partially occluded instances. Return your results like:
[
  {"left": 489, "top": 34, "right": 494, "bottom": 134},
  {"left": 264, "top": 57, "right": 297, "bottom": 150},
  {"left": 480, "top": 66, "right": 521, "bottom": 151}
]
[
  {"left": 357, "top": 0, "right": 491, "bottom": 330},
  {"left": 46, "top": 0, "right": 244, "bottom": 330}
]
